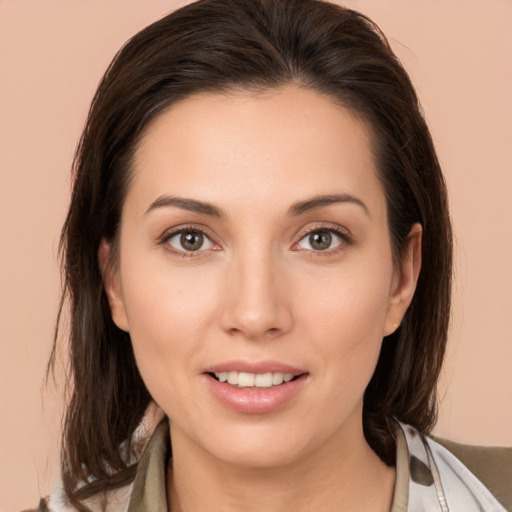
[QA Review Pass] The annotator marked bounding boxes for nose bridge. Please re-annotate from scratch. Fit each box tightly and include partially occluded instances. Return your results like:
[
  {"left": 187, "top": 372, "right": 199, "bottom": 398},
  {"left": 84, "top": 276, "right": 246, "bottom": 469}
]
[{"left": 220, "top": 239, "right": 292, "bottom": 339}]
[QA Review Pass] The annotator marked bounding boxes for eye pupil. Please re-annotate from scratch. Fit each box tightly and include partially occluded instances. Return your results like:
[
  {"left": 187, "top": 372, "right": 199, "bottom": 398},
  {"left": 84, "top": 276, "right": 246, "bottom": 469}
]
[
  {"left": 181, "top": 231, "right": 203, "bottom": 251},
  {"left": 310, "top": 231, "right": 332, "bottom": 250}
]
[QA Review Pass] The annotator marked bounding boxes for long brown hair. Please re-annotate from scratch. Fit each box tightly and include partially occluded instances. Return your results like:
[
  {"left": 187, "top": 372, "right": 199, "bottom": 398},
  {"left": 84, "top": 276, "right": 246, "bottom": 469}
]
[{"left": 50, "top": 0, "right": 452, "bottom": 508}]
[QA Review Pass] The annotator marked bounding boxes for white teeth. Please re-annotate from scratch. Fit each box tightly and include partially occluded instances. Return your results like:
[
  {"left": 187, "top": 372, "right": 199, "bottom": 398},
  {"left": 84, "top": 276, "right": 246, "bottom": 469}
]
[
  {"left": 238, "top": 372, "right": 255, "bottom": 387},
  {"left": 213, "top": 371, "right": 298, "bottom": 388},
  {"left": 254, "top": 373, "right": 273, "bottom": 387},
  {"left": 272, "top": 372, "right": 284, "bottom": 385}
]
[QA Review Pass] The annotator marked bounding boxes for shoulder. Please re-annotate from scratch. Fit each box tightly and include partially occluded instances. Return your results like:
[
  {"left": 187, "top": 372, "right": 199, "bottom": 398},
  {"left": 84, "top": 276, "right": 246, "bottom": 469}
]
[
  {"left": 25, "top": 404, "right": 166, "bottom": 512},
  {"left": 20, "top": 497, "right": 50, "bottom": 512},
  {"left": 432, "top": 435, "right": 512, "bottom": 511},
  {"left": 24, "top": 482, "right": 133, "bottom": 512}
]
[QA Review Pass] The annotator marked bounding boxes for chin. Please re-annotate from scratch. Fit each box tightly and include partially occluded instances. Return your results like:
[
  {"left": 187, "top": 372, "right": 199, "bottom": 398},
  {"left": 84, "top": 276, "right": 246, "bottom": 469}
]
[
  {"left": 210, "top": 439, "right": 305, "bottom": 469},
  {"left": 190, "top": 418, "right": 323, "bottom": 470}
]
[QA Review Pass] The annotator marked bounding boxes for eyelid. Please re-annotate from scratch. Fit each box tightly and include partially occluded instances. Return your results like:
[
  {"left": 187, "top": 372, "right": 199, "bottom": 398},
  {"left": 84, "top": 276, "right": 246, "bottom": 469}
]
[
  {"left": 159, "top": 224, "right": 220, "bottom": 256},
  {"left": 292, "top": 223, "right": 352, "bottom": 254},
  {"left": 157, "top": 222, "right": 352, "bottom": 257}
]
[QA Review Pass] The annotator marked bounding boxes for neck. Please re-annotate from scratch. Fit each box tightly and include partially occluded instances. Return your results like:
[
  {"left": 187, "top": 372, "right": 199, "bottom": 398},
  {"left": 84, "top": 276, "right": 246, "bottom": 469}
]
[{"left": 167, "top": 414, "right": 395, "bottom": 512}]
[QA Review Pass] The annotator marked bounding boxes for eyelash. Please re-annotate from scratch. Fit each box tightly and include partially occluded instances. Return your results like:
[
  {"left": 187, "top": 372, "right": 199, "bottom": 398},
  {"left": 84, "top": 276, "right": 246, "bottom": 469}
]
[
  {"left": 295, "top": 224, "right": 352, "bottom": 257},
  {"left": 159, "top": 224, "right": 218, "bottom": 258},
  {"left": 159, "top": 223, "right": 352, "bottom": 258}
]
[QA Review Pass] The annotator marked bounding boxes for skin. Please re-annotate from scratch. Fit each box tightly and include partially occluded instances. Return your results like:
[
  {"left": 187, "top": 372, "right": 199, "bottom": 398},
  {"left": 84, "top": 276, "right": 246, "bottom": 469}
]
[{"left": 101, "top": 85, "right": 421, "bottom": 511}]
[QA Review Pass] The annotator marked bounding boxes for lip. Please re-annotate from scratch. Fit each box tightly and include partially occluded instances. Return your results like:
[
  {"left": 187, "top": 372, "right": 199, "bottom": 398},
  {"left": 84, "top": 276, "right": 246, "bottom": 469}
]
[
  {"left": 204, "top": 360, "right": 306, "bottom": 375},
  {"left": 203, "top": 360, "right": 309, "bottom": 414}
]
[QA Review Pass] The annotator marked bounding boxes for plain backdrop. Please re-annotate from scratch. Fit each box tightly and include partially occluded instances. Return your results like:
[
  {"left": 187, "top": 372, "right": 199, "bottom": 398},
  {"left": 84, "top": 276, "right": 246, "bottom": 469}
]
[{"left": 1, "top": 1, "right": 511, "bottom": 509}]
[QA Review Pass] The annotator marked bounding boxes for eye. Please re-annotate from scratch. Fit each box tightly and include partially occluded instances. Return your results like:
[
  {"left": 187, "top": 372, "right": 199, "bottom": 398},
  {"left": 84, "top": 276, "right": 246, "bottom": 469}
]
[
  {"left": 165, "top": 228, "right": 216, "bottom": 253},
  {"left": 296, "top": 228, "right": 346, "bottom": 252}
]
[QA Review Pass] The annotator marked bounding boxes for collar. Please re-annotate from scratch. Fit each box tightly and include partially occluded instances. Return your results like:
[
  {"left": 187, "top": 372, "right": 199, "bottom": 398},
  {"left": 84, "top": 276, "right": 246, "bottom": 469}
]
[
  {"left": 393, "top": 421, "right": 507, "bottom": 512},
  {"left": 125, "top": 419, "right": 411, "bottom": 512},
  {"left": 49, "top": 416, "right": 506, "bottom": 511}
]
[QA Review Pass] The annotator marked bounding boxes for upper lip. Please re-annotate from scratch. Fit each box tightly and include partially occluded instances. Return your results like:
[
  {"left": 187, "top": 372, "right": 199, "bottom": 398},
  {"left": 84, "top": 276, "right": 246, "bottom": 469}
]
[{"left": 204, "top": 360, "right": 307, "bottom": 375}]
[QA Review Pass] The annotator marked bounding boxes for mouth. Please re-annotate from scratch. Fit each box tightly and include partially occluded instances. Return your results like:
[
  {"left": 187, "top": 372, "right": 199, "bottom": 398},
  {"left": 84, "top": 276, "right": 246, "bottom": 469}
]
[
  {"left": 203, "top": 363, "right": 309, "bottom": 414},
  {"left": 207, "top": 371, "right": 303, "bottom": 389}
]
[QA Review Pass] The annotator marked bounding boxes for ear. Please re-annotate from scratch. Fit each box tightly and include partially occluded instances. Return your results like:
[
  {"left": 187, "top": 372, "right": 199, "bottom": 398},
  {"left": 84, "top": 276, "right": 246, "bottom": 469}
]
[
  {"left": 383, "top": 223, "right": 422, "bottom": 336},
  {"left": 98, "top": 239, "right": 129, "bottom": 332}
]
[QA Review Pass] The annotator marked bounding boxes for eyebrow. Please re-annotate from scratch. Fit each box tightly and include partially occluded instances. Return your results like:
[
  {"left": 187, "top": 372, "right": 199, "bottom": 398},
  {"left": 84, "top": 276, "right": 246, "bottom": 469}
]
[
  {"left": 287, "top": 193, "right": 370, "bottom": 217},
  {"left": 145, "top": 193, "right": 369, "bottom": 218},
  {"left": 145, "top": 195, "right": 226, "bottom": 218}
]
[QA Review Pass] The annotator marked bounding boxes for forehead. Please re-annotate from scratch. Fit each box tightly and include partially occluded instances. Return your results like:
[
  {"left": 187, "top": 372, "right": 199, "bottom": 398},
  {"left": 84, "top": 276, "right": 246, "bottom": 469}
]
[{"left": 129, "top": 86, "right": 384, "bottom": 217}]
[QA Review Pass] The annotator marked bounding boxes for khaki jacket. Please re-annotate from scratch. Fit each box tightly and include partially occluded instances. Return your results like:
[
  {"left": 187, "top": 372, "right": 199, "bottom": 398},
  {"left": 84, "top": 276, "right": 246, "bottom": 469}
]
[{"left": 25, "top": 419, "right": 512, "bottom": 512}]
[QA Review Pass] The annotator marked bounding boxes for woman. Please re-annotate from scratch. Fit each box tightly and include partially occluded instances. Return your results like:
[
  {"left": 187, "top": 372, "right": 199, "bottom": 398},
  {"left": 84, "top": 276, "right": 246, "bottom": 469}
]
[{"left": 31, "top": 0, "right": 511, "bottom": 510}]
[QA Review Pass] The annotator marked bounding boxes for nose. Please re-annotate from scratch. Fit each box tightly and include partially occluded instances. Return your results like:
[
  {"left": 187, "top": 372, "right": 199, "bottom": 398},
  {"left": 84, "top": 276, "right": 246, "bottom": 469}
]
[{"left": 219, "top": 248, "right": 293, "bottom": 341}]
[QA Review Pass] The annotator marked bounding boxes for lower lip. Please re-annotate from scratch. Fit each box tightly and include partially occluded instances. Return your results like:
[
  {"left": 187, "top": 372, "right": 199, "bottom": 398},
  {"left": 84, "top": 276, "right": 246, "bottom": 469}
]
[{"left": 204, "top": 374, "right": 308, "bottom": 414}]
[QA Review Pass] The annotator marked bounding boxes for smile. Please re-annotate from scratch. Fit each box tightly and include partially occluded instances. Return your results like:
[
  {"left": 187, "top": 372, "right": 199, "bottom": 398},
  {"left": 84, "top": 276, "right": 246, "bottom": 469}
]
[
  {"left": 212, "top": 371, "right": 297, "bottom": 388},
  {"left": 204, "top": 365, "right": 308, "bottom": 414}
]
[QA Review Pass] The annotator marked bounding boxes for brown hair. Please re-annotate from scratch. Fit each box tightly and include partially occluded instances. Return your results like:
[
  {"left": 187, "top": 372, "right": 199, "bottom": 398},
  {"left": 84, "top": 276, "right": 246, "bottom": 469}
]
[{"left": 50, "top": 0, "right": 452, "bottom": 508}]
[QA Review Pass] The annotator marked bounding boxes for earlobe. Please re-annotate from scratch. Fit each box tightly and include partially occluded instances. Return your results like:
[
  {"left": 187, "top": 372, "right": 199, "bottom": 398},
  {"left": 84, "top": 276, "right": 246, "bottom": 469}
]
[
  {"left": 384, "top": 223, "right": 422, "bottom": 336},
  {"left": 98, "top": 239, "right": 130, "bottom": 332}
]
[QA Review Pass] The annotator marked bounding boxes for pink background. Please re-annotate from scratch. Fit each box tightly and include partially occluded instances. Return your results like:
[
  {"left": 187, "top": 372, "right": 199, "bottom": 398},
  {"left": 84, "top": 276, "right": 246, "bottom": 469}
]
[{"left": 1, "top": 1, "right": 511, "bottom": 509}]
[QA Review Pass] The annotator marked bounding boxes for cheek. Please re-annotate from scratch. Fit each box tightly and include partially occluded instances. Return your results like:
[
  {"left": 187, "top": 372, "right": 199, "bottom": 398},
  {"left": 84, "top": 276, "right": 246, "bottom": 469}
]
[
  {"left": 294, "top": 254, "right": 393, "bottom": 390},
  {"left": 119, "top": 254, "right": 220, "bottom": 398},
  {"left": 122, "top": 250, "right": 219, "bottom": 334},
  {"left": 297, "top": 259, "right": 393, "bottom": 343},
  {"left": 308, "top": 286, "right": 388, "bottom": 383}
]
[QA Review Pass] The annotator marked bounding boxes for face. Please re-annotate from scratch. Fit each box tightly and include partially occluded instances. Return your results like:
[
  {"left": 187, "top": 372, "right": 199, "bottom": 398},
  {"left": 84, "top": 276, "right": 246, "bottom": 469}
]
[{"left": 102, "top": 86, "right": 420, "bottom": 468}]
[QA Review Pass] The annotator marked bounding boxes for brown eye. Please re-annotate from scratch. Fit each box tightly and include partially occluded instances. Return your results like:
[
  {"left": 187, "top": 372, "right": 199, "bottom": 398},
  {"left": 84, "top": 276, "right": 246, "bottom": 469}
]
[
  {"left": 309, "top": 231, "right": 332, "bottom": 250},
  {"left": 181, "top": 232, "right": 203, "bottom": 251},
  {"left": 297, "top": 229, "right": 345, "bottom": 252},
  {"left": 166, "top": 230, "right": 214, "bottom": 253}
]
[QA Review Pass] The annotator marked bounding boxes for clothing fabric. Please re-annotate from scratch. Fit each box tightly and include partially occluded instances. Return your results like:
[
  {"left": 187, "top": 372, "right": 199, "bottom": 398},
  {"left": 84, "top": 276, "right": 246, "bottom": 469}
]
[{"left": 32, "top": 418, "right": 511, "bottom": 512}]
